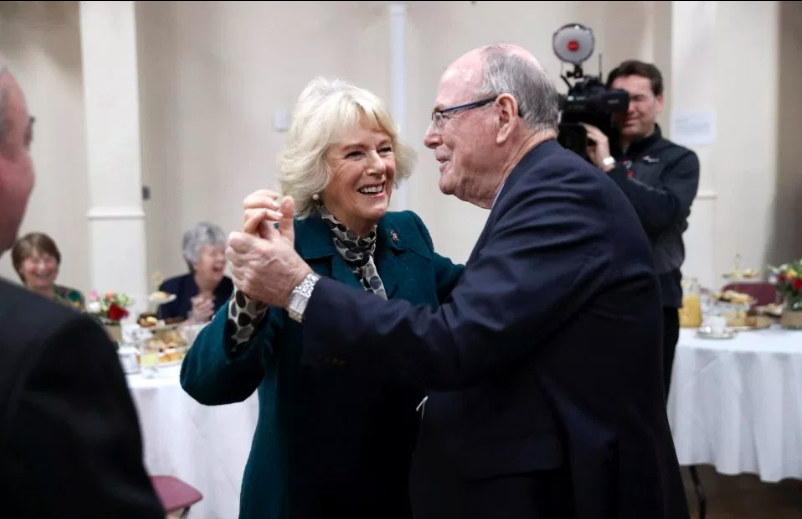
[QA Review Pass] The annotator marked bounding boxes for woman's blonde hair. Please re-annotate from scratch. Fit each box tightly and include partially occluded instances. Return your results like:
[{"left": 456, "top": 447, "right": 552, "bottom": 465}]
[{"left": 278, "top": 77, "right": 417, "bottom": 218}]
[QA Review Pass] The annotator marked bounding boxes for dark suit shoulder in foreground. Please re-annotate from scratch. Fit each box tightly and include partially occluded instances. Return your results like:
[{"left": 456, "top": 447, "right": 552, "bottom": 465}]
[{"left": 0, "top": 279, "right": 165, "bottom": 519}]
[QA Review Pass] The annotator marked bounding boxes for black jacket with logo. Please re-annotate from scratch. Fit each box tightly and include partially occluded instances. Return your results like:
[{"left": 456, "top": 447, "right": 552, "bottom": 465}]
[{"left": 608, "top": 124, "right": 700, "bottom": 308}]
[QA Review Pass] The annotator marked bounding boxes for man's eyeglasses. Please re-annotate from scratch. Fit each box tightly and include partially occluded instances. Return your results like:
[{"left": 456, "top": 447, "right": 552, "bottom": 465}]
[{"left": 430, "top": 96, "right": 497, "bottom": 132}]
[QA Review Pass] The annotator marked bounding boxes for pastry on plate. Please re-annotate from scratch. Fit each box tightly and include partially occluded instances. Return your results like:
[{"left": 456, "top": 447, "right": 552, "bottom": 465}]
[
  {"left": 716, "top": 290, "right": 755, "bottom": 305},
  {"left": 138, "top": 313, "right": 159, "bottom": 328}
]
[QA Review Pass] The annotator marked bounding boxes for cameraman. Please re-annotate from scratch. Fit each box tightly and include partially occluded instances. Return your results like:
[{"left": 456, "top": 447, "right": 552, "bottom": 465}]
[{"left": 580, "top": 60, "right": 700, "bottom": 399}]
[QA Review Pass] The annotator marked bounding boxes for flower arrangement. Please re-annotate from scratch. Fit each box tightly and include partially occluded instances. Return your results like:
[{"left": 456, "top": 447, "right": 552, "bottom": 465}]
[
  {"left": 770, "top": 258, "right": 802, "bottom": 329},
  {"left": 87, "top": 290, "right": 133, "bottom": 323},
  {"left": 770, "top": 258, "right": 802, "bottom": 301}
]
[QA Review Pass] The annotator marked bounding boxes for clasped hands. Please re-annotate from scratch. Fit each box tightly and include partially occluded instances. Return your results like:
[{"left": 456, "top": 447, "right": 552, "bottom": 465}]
[{"left": 226, "top": 189, "right": 312, "bottom": 309}]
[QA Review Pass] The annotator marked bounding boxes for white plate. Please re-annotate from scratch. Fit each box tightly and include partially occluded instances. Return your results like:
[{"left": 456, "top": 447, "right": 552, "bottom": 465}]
[
  {"left": 136, "top": 321, "right": 182, "bottom": 333},
  {"left": 153, "top": 358, "right": 184, "bottom": 368},
  {"left": 148, "top": 293, "right": 177, "bottom": 305}
]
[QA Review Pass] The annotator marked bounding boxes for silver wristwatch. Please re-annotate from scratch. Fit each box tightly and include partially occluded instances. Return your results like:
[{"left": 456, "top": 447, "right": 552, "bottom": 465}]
[
  {"left": 287, "top": 272, "right": 321, "bottom": 323},
  {"left": 601, "top": 156, "right": 616, "bottom": 168}
]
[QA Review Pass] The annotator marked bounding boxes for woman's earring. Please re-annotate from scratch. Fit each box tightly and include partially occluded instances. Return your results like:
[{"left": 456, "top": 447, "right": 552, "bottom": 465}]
[{"left": 312, "top": 193, "right": 322, "bottom": 206}]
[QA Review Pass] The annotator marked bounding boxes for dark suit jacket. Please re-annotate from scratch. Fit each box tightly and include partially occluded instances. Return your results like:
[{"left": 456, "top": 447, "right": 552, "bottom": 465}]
[
  {"left": 0, "top": 278, "right": 165, "bottom": 518},
  {"left": 180, "top": 210, "right": 464, "bottom": 519},
  {"left": 302, "top": 140, "right": 690, "bottom": 519},
  {"left": 158, "top": 272, "right": 234, "bottom": 320}
]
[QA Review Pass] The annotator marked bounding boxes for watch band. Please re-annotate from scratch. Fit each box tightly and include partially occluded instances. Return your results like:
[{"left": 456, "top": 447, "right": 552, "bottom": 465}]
[{"left": 288, "top": 272, "right": 321, "bottom": 323}]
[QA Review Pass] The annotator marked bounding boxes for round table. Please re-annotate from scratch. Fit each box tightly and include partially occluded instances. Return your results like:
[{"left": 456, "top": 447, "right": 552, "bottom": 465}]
[
  {"left": 667, "top": 325, "right": 802, "bottom": 482},
  {"left": 127, "top": 365, "right": 259, "bottom": 519}
]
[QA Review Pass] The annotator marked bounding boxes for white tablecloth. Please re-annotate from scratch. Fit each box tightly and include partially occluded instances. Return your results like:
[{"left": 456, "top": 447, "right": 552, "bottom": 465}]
[
  {"left": 127, "top": 365, "right": 259, "bottom": 519},
  {"left": 667, "top": 326, "right": 802, "bottom": 482}
]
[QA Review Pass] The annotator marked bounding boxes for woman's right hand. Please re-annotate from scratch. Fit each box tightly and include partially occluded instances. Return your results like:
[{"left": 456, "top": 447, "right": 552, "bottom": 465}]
[
  {"left": 188, "top": 294, "right": 215, "bottom": 323},
  {"left": 242, "top": 189, "right": 296, "bottom": 246}
]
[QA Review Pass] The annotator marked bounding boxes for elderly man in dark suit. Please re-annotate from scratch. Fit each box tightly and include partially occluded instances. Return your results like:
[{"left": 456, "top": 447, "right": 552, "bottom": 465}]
[
  {"left": 0, "top": 66, "right": 165, "bottom": 518},
  {"left": 227, "top": 44, "right": 689, "bottom": 519}
]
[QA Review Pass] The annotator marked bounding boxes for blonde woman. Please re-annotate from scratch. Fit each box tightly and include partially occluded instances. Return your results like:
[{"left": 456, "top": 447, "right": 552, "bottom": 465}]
[{"left": 181, "top": 77, "right": 463, "bottom": 519}]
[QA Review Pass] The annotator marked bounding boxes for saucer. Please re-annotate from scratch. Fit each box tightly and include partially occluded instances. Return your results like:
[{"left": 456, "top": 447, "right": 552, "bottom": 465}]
[
  {"left": 696, "top": 327, "right": 736, "bottom": 340},
  {"left": 148, "top": 293, "right": 177, "bottom": 305}
]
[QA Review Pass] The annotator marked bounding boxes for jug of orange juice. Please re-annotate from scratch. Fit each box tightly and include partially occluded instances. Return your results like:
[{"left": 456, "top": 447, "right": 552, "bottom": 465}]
[{"left": 679, "top": 278, "right": 703, "bottom": 328}]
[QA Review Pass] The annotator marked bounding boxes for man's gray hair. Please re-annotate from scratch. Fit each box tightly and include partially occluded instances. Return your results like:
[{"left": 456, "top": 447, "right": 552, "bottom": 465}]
[
  {"left": 182, "top": 221, "right": 226, "bottom": 270},
  {"left": 475, "top": 45, "right": 561, "bottom": 133}
]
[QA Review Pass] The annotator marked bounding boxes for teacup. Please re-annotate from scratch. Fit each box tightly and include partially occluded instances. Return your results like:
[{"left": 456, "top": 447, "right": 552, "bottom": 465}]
[{"left": 702, "top": 315, "right": 728, "bottom": 335}]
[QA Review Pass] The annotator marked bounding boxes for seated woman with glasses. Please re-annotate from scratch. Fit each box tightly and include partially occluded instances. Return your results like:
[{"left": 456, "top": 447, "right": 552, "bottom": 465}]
[
  {"left": 180, "top": 77, "right": 464, "bottom": 519},
  {"left": 11, "top": 232, "right": 85, "bottom": 310}
]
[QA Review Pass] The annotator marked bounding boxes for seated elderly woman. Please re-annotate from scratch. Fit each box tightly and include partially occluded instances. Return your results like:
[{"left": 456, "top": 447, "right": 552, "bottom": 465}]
[
  {"left": 181, "top": 77, "right": 464, "bottom": 519},
  {"left": 11, "top": 232, "right": 84, "bottom": 310},
  {"left": 157, "top": 222, "right": 234, "bottom": 324}
]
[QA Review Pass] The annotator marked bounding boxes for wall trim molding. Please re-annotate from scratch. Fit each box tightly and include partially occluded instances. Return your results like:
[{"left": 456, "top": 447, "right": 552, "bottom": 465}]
[
  {"left": 86, "top": 206, "right": 145, "bottom": 221},
  {"left": 696, "top": 190, "right": 717, "bottom": 200}
]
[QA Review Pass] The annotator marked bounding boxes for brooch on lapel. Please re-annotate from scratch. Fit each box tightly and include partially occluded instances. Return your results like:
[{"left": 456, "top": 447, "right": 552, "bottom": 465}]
[{"left": 390, "top": 230, "right": 399, "bottom": 242}]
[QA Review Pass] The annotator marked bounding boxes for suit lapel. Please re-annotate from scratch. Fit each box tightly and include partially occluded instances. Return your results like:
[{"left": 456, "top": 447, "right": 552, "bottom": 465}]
[
  {"left": 295, "top": 213, "right": 363, "bottom": 291},
  {"left": 468, "top": 139, "right": 562, "bottom": 266},
  {"left": 329, "top": 254, "right": 364, "bottom": 290},
  {"left": 373, "top": 218, "right": 409, "bottom": 299},
  {"left": 468, "top": 210, "right": 499, "bottom": 266},
  {"left": 296, "top": 212, "right": 410, "bottom": 298},
  {"left": 374, "top": 243, "right": 398, "bottom": 298}
]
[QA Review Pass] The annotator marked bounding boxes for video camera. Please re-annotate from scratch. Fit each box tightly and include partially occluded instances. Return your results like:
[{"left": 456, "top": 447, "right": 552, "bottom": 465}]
[{"left": 553, "top": 24, "right": 629, "bottom": 161}]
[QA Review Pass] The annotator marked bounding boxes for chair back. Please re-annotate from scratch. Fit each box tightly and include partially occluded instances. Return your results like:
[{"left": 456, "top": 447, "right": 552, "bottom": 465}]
[
  {"left": 150, "top": 475, "right": 203, "bottom": 516},
  {"left": 721, "top": 282, "right": 778, "bottom": 307}
]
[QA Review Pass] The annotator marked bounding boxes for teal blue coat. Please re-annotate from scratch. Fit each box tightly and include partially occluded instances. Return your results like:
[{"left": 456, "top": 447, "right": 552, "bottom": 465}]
[{"left": 180, "top": 210, "right": 464, "bottom": 519}]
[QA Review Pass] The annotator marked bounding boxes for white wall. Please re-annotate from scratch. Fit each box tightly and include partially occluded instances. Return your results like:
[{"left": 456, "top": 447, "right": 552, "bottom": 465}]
[
  {"left": 0, "top": 1, "right": 89, "bottom": 290},
  {"left": 1, "top": 0, "right": 799, "bottom": 297},
  {"left": 711, "top": 1, "right": 780, "bottom": 282}
]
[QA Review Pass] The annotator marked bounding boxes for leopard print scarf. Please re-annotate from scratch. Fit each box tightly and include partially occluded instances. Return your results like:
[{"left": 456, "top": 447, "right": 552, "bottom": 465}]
[{"left": 318, "top": 205, "right": 387, "bottom": 300}]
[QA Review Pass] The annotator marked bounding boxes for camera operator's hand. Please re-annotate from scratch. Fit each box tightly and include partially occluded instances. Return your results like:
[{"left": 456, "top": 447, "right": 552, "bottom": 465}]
[{"left": 580, "top": 123, "right": 615, "bottom": 172}]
